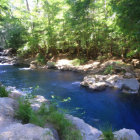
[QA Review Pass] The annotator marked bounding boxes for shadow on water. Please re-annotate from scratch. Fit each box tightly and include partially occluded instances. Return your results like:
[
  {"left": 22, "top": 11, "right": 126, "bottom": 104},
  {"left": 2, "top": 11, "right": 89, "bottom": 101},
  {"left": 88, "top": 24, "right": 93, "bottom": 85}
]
[{"left": 0, "top": 65, "right": 140, "bottom": 134}]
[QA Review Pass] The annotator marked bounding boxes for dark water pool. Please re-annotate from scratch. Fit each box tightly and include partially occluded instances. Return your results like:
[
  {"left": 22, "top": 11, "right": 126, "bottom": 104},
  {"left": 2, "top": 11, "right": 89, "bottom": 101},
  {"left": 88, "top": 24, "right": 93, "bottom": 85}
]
[{"left": 0, "top": 65, "right": 140, "bottom": 134}]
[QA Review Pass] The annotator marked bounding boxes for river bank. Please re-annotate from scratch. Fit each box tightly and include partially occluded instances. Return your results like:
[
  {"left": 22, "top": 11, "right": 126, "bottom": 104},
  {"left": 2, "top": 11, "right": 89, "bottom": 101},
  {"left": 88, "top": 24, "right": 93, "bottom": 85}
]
[{"left": 1, "top": 48, "right": 139, "bottom": 94}]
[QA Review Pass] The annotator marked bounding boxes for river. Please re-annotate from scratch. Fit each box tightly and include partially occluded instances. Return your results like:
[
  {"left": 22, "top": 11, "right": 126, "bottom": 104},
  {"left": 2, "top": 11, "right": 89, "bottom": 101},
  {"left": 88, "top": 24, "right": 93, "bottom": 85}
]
[{"left": 0, "top": 64, "right": 140, "bottom": 134}]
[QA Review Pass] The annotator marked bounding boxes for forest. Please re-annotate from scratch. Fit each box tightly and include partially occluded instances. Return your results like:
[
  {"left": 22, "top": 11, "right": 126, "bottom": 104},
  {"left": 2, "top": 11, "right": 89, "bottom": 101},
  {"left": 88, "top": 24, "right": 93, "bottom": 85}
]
[
  {"left": 0, "top": 0, "right": 140, "bottom": 61},
  {"left": 0, "top": 0, "right": 140, "bottom": 139}
]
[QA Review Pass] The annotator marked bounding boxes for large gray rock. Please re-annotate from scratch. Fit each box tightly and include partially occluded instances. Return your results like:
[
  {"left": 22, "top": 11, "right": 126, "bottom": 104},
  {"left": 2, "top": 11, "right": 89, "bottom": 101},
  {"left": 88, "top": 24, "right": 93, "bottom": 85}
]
[
  {"left": 0, "top": 97, "right": 18, "bottom": 118},
  {"left": 117, "top": 78, "right": 140, "bottom": 94},
  {"left": 0, "top": 97, "right": 57, "bottom": 140},
  {"left": 81, "top": 75, "right": 140, "bottom": 94},
  {"left": 0, "top": 123, "right": 56, "bottom": 140},
  {"left": 114, "top": 128, "right": 140, "bottom": 140},
  {"left": 66, "top": 115, "right": 102, "bottom": 140}
]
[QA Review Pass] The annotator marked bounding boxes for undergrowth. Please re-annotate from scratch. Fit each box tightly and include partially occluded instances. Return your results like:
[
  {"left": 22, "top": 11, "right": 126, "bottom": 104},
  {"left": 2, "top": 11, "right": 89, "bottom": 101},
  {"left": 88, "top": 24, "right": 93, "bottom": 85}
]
[
  {"left": 71, "top": 58, "right": 86, "bottom": 66},
  {"left": 0, "top": 86, "right": 9, "bottom": 97},
  {"left": 104, "top": 65, "right": 114, "bottom": 75},
  {"left": 15, "top": 96, "right": 82, "bottom": 140}
]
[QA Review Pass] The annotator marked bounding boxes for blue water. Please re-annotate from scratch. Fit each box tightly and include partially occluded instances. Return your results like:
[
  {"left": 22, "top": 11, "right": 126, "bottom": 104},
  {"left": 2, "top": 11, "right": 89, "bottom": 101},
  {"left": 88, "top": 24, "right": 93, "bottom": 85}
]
[{"left": 0, "top": 65, "right": 140, "bottom": 134}]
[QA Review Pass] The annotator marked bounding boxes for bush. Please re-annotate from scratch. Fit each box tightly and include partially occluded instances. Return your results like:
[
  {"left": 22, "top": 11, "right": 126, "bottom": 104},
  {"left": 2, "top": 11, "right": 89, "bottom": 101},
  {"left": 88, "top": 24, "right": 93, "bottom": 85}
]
[
  {"left": 15, "top": 98, "right": 82, "bottom": 140},
  {"left": 37, "top": 104, "right": 82, "bottom": 140},
  {"left": 102, "top": 129, "right": 114, "bottom": 140},
  {"left": 0, "top": 86, "right": 9, "bottom": 97},
  {"left": 36, "top": 53, "right": 46, "bottom": 65},
  {"left": 15, "top": 99, "right": 32, "bottom": 124},
  {"left": 104, "top": 65, "right": 114, "bottom": 75},
  {"left": 101, "top": 125, "right": 114, "bottom": 140},
  {"left": 71, "top": 58, "right": 86, "bottom": 66}
]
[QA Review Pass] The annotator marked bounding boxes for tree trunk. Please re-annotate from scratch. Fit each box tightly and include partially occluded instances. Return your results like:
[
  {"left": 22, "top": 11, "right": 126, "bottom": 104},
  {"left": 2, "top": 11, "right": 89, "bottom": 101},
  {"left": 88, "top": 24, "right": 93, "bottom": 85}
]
[{"left": 25, "top": 0, "right": 30, "bottom": 11}]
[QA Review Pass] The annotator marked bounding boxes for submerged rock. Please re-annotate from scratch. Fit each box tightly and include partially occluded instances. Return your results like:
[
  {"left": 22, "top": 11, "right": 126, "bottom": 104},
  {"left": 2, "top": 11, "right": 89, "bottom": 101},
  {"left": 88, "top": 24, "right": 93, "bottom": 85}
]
[
  {"left": 81, "top": 75, "right": 140, "bottom": 94},
  {"left": 66, "top": 115, "right": 102, "bottom": 140},
  {"left": 114, "top": 128, "right": 140, "bottom": 140}
]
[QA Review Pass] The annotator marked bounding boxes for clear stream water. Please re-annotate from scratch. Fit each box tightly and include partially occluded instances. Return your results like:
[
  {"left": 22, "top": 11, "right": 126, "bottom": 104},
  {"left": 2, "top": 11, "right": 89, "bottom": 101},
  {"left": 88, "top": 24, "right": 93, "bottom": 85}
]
[{"left": 0, "top": 65, "right": 140, "bottom": 134}]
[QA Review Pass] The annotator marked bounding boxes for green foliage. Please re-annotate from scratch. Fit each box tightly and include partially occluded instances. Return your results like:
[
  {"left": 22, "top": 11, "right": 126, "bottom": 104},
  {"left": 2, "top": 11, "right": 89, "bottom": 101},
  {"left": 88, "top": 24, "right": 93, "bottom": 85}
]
[
  {"left": 15, "top": 99, "right": 32, "bottom": 124},
  {"left": 102, "top": 126, "right": 114, "bottom": 140},
  {"left": 71, "top": 58, "right": 86, "bottom": 66},
  {"left": 104, "top": 66, "right": 114, "bottom": 75},
  {"left": 97, "top": 56, "right": 107, "bottom": 62},
  {"left": 102, "top": 129, "right": 114, "bottom": 140},
  {"left": 37, "top": 104, "right": 82, "bottom": 140},
  {"left": 36, "top": 53, "right": 46, "bottom": 65},
  {"left": 15, "top": 97, "right": 82, "bottom": 140},
  {"left": 1, "top": 0, "right": 140, "bottom": 59},
  {"left": 0, "top": 86, "right": 9, "bottom": 97}
]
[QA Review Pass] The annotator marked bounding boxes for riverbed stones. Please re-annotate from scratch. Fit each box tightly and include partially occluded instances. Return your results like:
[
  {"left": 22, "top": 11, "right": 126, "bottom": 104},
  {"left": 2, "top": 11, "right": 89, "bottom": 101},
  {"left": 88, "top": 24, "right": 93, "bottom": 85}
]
[
  {"left": 81, "top": 75, "right": 140, "bottom": 94},
  {"left": 114, "top": 128, "right": 140, "bottom": 140},
  {"left": 66, "top": 115, "right": 102, "bottom": 140}
]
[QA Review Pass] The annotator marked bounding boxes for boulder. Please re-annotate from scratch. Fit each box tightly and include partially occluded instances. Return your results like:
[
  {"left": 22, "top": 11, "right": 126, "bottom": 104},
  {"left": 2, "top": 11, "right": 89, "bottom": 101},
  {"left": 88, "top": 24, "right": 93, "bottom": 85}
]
[
  {"left": 114, "top": 128, "right": 140, "bottom": 140},
  {"left": 0, "top": 97, "right": 18, "bottom": 118},
  {"left": 6, "top": 86, "right": 23, "bottom": 100},
  {"left": 47, "top": 61, "right": 56, "bottom": 69},
  {"left": 81, "top": 75, "right": 140, "bottom": 94},
  {"left": 0, "top": 123, "right": 57, "bottom": 140},
  {"left": 124, "top": 72, "right": 134, "bottom": 78},
  {"left": 134, "top": 69, "right": 140, "bottom": 82},
  {"left": 132, "top": 59, "right": 140, "bottom": 68},
  {"left": 14, "top": 57, "right": 35, "bottom": 67},
  {"left": 2, "top": 48, "right": 16, "bottom": 56},
  {"left": 66, "top": 115, "right": 102, "bottom": 140},
  {"left": 118, "top": 78, "right": 140, "bottom": 94},
  {"left": 30, "top": 60, "right": 38, "bottom": 69},
  {"left": 29, "top": 95, "right": 49, "bottom": 111}
]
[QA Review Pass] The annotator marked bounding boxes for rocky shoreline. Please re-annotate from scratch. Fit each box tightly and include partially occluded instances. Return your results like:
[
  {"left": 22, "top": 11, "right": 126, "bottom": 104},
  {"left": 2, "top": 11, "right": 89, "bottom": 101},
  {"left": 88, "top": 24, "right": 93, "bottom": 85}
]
[
  {"left": 0, "top": 48, "right": 140, "bottom": 94},
  {"left": 0, "top": 49, "right": 140, "bottom": 139},
  {"left": 0, "top": 85, "right": 139, "bottom": 140}
]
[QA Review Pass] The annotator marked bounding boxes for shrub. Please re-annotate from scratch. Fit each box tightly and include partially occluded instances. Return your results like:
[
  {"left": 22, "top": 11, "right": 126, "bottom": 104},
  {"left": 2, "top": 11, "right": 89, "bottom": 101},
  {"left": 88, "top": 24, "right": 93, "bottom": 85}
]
[
  {"left": 15, "top": 99, "right": 32, "bottom": 124},
  {"left": 104, "top": 65, "right": 114, "bottom": 75},
  {"left": 15, "top": 99, "right": 82, "bottom": 140},
  {"left": 37, "top": 104, "right": 82, "bottom": 140},
  {"left": 36, "top": 53, "right": 46, "bottom": 65},
  {"left": 0, "top": 86, "right": 9, "bottom": 97},
  {"left": 97, "top": 55, "right": 107, "bottom": 62},
  {"left": 71, "top": 58, "right": 86, "bottom": 66},
  {"left": 101, "top": 125, "right": 114, "bottom": 140}
]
